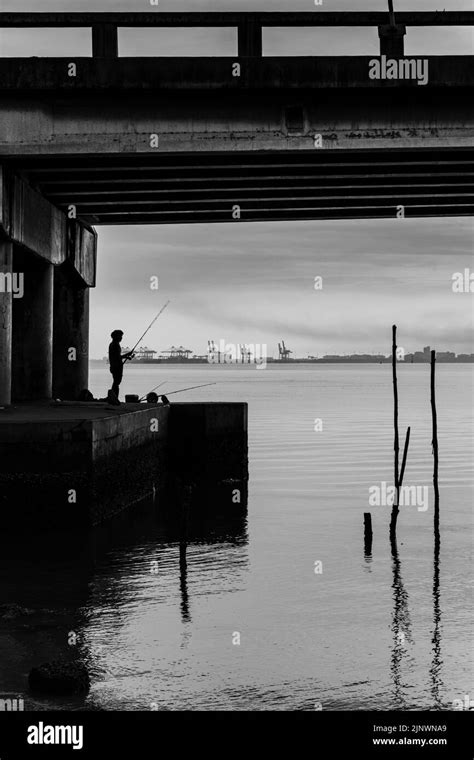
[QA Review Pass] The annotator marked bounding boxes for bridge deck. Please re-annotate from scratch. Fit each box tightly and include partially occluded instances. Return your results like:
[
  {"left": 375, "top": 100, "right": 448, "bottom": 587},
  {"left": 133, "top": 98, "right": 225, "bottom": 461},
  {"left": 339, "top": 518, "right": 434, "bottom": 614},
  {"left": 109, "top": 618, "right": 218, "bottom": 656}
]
[
  {"left": 0, "top": 56, "right": 473, "bottom": 92},
  {"left": 1, "top": 11, "right": 473, "bottom": 223},
  {"left": 1, "top": 11, "right": 473, "bottom": 25}
]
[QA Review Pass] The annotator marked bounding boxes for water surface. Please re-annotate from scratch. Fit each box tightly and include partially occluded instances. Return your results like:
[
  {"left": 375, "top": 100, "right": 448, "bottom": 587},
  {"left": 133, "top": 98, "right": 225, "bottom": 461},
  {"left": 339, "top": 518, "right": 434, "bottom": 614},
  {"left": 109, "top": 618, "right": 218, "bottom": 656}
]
[{"left": 1, "top": 364, "right": 472, "bottom": 711}]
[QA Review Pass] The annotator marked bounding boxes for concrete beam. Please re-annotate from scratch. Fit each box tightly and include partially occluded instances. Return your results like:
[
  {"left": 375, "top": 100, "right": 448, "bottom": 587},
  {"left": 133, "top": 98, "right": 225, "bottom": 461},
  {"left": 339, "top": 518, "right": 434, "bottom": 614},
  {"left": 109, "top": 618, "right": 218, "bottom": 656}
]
[
  {"left": 0, "top": 86, "right": 473, "bottom": 159},
  {"left": 0, "top": 168, "right": 66, "bottom": 263},
  {"left": 11, "top": 175, "right": 66, "bottom": 264},
  {"left": 68, "top": 219, "right": 97, "bottom": 288},
  {"left": 0, "top": 57, "right": 473, "bottom": 94},
  {"left": 0, "top": 167, "right": 96, "bottom": 283},
  {"left": 0, "top": 166, "right": 12, "bottom": 239},
  {"left": 0, "top": 240, "right": 13, "bottom": 406}
]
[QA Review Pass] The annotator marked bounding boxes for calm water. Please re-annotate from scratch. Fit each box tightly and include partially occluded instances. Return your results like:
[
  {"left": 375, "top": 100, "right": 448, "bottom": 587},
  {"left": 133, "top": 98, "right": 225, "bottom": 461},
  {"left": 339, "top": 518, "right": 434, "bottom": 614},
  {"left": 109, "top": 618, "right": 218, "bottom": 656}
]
[{"left": 1, "top": 364, "right": 472, "bottom": 711}]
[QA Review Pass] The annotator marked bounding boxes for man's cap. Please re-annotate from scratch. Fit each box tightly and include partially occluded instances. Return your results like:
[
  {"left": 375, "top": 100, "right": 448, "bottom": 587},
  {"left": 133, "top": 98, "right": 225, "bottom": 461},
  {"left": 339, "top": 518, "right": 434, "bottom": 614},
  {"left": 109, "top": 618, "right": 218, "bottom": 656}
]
[{"left": 111, "top": 330, "right": 124, "bottom": 339}]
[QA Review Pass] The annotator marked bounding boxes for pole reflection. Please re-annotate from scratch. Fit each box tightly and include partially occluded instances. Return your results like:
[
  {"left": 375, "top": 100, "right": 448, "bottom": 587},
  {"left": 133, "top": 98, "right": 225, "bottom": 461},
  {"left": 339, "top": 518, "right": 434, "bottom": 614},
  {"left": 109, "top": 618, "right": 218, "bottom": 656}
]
[
  {"left": 390, "top": 540, "right": 413, "bottom": 709},
  {"left": 429, "top": 537, "right": 443, "bottom": 708}
]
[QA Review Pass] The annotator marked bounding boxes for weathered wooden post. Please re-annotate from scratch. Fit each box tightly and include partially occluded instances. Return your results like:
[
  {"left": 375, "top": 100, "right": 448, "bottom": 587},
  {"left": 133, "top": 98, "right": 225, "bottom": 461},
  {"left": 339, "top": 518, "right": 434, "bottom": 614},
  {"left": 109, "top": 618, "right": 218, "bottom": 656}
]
[
  {"left": 389, "top": 325, "right": 411, "bottom": 545},
  {"left": 364, "top": 512, "right": 373, "bottom": 555},
  {"left": 390, "top": 325, "right": 400, "bottom": 542},
  {"left": 430, "top": 350, "right": 440, "bottom": 545}
]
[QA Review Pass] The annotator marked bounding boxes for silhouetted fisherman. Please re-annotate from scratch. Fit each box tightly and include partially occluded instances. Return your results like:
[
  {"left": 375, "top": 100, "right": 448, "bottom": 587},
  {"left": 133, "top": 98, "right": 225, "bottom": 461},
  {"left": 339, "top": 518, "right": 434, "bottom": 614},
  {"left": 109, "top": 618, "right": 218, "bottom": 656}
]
[{"left": 108, "top": 330, "right": 134, "bottom": 400}]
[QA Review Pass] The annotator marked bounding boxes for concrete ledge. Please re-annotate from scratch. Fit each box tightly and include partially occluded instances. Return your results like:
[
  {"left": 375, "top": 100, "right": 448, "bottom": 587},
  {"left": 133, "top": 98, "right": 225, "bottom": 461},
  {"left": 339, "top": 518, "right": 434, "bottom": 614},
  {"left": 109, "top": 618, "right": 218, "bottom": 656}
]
[
  {"left": 0, "top": 402, "right": 169, "bottom": 527},
  {"left": 169, "top": 402, "right": 248, "bottom": 482},
  {"left": 0, "top": 401, "right": 248, "bottom": 529}
]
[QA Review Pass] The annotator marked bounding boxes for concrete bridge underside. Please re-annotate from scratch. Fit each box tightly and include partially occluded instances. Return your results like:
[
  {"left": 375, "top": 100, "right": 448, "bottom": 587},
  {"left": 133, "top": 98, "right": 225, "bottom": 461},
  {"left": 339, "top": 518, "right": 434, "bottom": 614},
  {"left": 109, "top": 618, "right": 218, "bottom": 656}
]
[
  {"left": 1, "top": 79, "right": 473, "bottom": 222},
  {"left": 7, "top": 148, "right": 474, "bottom": 225},
  {"left": 0, "top": 12, "right": 473, "bottom": 405}
]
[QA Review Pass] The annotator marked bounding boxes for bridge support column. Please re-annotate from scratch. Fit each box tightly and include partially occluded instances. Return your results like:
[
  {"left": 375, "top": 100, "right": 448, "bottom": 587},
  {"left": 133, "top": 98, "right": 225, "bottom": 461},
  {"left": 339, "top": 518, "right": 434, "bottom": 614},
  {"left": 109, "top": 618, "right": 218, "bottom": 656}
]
[
  {"left": 53, "top": 263, "right": 90, "bottom": 400},
  {"left": 0, "top": 240, "right": 13, "bottom": 406},
  {"left": 238, "top": 20, "right": 263, "bottom": 57},
  {"left": 378, "top": 24, "right": 406, "bottom": 57},
  {"left": 12, "top": 249, "right": 54, "bottom": 402},
  {"left": 92, "top": 24, "right": 118, "bottom": 58}
]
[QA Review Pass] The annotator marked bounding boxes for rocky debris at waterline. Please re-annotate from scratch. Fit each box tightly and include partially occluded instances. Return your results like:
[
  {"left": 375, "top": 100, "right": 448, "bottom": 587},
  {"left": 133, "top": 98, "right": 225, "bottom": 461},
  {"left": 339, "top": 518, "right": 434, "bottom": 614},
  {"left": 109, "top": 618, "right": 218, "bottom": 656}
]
[
  {"left": 0, "top": 603, "right": 34, "bottom": 620},
  {"left": 29, "top": 660, "right": 90, "bottom": 695}
]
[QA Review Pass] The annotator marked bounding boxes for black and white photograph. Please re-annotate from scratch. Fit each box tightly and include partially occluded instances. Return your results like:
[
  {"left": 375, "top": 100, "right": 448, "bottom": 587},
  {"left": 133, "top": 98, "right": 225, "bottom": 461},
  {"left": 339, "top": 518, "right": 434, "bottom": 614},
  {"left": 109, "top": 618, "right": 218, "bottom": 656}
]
[{"left": 0, "top": 0, "right": 472, "bottom": 755}]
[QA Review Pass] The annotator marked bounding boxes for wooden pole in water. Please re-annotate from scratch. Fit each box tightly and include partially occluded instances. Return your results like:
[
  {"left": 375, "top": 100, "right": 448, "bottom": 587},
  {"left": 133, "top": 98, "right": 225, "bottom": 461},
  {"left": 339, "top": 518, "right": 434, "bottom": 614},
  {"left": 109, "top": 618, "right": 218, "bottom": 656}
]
[
  {"left": 431, "top": 350, "right": 440, "bottom": 543},
  {"left": 364, "top": 512, "right": 373, "bottom": 555},
  {"left": 399, "top": 426, "right": 411, "bottom": 490},
  {"left": 390, "top": 325, "right": 400, "bottom": 541}
]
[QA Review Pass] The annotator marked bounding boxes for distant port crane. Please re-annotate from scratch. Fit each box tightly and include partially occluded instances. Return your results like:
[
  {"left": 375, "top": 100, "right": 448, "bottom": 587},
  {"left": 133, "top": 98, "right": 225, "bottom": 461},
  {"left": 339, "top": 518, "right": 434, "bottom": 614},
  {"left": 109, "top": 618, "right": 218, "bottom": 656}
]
[
  {"left": 278, "top": 341, "right": 293, "bottom": 361},
  {"left": 240, "top": 344, "right": 252, "bottom": 363},
  {"left": 161, "top": 346, "right": 193, "bottom": 359},
  {"left": 208, "top": 340, "right": 221, "bottom": 362}
]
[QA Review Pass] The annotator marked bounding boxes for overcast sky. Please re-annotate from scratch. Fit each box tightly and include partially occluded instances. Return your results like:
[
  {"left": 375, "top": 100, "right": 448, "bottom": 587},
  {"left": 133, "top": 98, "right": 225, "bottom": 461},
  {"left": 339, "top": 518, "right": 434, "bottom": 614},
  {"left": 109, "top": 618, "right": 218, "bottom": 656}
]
[
  {"left": 1, "top": 0, "right": 473, "bottom": 358},
  {"left": 91, "top": 218, "right": 473, "bottom": 359}
]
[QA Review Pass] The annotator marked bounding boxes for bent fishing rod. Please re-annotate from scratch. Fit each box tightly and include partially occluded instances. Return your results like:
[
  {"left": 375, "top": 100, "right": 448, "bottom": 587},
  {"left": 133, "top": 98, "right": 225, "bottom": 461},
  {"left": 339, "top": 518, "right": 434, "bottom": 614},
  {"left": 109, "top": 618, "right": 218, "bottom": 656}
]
[
  {"left": 140, "top": 382, "right": 217, "bottom": 402},
  {"left": 164, "top": 382, "right": 217, "bottom": 397},
  {"left": 126, "top": 300, "right": 171, "bottom": 360}
]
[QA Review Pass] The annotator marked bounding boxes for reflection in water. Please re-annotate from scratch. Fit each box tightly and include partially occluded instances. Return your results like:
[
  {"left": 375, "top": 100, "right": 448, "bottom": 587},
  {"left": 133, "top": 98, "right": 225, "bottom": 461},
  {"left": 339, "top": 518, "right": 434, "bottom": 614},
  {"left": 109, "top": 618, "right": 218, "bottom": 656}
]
[
  {"left": 390, "top": 542, "right": 413, "bottom": 709},
  {"left": 179, "top": 542, "right": 191, "bottom": 624},
  {"left": 430, "top": 539, "right": 443, "bottom": 708},
  {"left": 0, "top": 529, "right": 95, "bottom": 710},
  {"left": 0, "top": 480, "right": 249, "bottom": 709}
]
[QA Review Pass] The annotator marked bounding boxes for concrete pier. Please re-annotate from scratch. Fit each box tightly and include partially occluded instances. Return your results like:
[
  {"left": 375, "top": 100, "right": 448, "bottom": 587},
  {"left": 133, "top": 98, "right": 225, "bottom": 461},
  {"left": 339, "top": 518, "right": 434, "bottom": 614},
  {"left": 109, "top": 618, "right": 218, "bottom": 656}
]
[
  {"left": 0, "top": 402, "right": 169, "bottom": 528},
  {"left": 169, "top": 402, "right": 248, "bottom": 484},
  {"left": 53, "top": 263, "right": 90, "bottom": 400},
  {"left": 0, "top": 401, "right": 248, "bottom": 530},
  {"left": 12, "top": 250, "right": 54, "bottom": 401},
  {"left": 0, "top": 169, "right": 97, "bottom": 406}
]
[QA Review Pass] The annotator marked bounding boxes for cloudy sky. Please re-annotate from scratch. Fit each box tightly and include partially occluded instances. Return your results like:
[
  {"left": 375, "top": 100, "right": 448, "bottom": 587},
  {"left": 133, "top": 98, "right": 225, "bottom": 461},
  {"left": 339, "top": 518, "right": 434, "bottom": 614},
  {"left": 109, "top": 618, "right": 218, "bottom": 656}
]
[
  {"left": 91, "top": 219, "right": 473, "bottom": 359},
  {"left": 2, "top": 0, "right": 473, "bottom": 359}
]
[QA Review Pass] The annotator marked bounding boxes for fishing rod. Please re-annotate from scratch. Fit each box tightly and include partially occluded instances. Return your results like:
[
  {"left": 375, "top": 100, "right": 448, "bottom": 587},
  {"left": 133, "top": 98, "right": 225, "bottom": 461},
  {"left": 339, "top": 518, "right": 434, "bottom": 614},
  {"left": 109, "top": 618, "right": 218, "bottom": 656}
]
[
  {"left": 138, "top": 381, "right": 167, "bottom": 402},
  {"left": 126, "top": 300, "right": 171, "bottom": 360},
  {"left": 157, "top": 382, "right": 217, "bottom": 399}
]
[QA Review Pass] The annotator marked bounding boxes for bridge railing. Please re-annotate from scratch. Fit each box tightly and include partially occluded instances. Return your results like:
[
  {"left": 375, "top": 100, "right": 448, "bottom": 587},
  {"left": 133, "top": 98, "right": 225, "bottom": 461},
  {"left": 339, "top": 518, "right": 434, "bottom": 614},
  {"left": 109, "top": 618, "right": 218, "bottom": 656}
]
[{"left": 0, "top": 11, "right": 473, "bottom": 58}]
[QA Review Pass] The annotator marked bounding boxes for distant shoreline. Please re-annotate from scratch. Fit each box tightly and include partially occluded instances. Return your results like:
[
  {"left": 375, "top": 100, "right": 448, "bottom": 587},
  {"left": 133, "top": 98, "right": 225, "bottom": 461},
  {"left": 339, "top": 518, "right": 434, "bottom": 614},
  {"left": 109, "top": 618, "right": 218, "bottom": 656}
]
[{"left": 90, "top": 358, "right": 474, "bottom": 365}]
